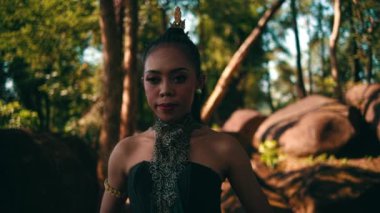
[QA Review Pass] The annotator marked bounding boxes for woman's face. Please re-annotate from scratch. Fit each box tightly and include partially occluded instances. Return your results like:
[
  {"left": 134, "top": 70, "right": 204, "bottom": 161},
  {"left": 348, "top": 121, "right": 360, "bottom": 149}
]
[{"left": 143, "top": 44, "right": 200, "bottom": 123}]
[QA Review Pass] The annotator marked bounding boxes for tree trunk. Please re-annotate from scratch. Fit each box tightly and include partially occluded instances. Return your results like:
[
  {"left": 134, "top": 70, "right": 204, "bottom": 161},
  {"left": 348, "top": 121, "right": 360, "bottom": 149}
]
[
  {"left": 98, "top": 0, "right": 124, "bottom": 181},
  {"left": 120, "top": 0, "right": 138, "bottom": 139},
  {"left": 366, "top": 46, "right": 373, "bottom": 83},
  {"left": 265, "top": 70, "right": 275, "bottom": 112},
  {"left": 329, "top": 0, "right": 342, "bottom": 99},
  {"left": 351, "top": 36, "right": 361, "bottom": 82},
  {"left": 318, "top": 3, "right": 327, "bottom": 77},
  {"left": 291, "top": 0, "right": 306, "bottom": 98},
  {"left": 366, "top": 16, "right": 375, "bottom": 83},
  {"left": 306, "top": 16, "right": 313, "bottom": 94},
  {"left": 44, "top": 93, "right": 50, "bottom": 131},
  {"left": 35, "top": 92, "right": 45, "bottom": 130},
  {"left": 201, "top": 0, "right": 285, "bottom": 123},
  {"left": 349, "top": 1, "right": 361, "bottom": 82}
]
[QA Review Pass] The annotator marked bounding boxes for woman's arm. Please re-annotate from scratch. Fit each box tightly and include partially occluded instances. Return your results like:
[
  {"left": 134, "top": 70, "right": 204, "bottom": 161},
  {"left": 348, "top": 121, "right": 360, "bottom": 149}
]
[
  {"left": 224, "top": 137, "right": 273, "bottom": 213},
  {"left": 100, "top": 142, "right": 128, "bottom": 213}
]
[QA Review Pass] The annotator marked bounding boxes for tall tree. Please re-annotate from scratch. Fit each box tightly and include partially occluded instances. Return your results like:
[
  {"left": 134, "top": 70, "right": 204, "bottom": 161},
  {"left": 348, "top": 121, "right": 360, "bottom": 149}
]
[
  {"left": 350, "top": 0, "right": 380, "bottom": 83},
  {"left": 264, "top": 70, "right": 275, "bottom": 112},
  {"left": 329, "top": 0, "right": 342, "bottom": 98},
  {"left": 306, "top": 16, "right": 313, "bottom": 94},
  {"left": 366, "top": 17, "right": 374, "bottom": 83},
  {"left": 98, "top": 0, "right": 124, "bottom": 180},
  {"left": 318, "top": 2, "right": 327, "bottom": 78},
  {"left": 120, "top": 0, "right": 139, "bottom": 139},
  {"left": 291, "top": 0, "right": 307, "bottom": 98},
  {"left": 348, "top": 0, "right": 362, "bottom": 82},
  {"left": 0, "top": 0, "right": 98, "bottom": 132},
  {"left": 364, "top": 13, "right": 375, "bottom": 83},
  {"left": 201, "top": 0, "right": 285, "bottom": 123}
]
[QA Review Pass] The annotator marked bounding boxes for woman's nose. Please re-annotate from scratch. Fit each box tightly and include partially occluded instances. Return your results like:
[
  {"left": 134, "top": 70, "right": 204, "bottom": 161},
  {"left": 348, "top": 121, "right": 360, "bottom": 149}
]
[{"left": 159, "top": 80, "right": 174, "bottom": 97}]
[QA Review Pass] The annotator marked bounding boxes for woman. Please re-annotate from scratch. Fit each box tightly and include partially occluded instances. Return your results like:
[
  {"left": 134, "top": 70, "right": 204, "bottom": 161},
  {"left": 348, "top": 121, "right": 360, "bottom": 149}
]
[{"left": 100, "top": 7, "right": 273, "bottom": 213}]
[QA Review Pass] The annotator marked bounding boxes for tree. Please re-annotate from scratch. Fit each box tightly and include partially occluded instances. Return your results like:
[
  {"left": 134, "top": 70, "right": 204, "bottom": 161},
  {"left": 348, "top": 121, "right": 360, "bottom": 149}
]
[
  {"left": 347, "top": 1, "right": 360, "bottom": 82},
  {"left": 201, "top": 0, "right": 286, "bottom": 123},
  {"left": 306, "top": 16, "right": 314, "bottom": 94},
  {"left": 98, "top": 0, "right": 124, "bottom": 180},
  {"left": 353, "top": 0, "right": 380, "bottom": 83},
  {"left": 291, "top": 0, "right": 307, "bottom": 98},
  {"left": 315, "top": 2, "right": 329, "bottom": 79},
  {"left": 119, "top": 0, "right": 139, "bottom": 139},
  {"left": 0, "top": 0, "right": 99, "bottom": 131},
  {"left": 329, "top": 0, "right": 342, "bottom": 99},
  {"left": 365, "top": 16, "right": 374, "bottom": 83}
]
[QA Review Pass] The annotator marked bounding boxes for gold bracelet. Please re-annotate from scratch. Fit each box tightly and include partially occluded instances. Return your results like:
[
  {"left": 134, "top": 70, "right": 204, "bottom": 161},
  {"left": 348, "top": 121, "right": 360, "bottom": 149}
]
[{"left": 104, "top": 178, "right": 122, "bottom": 198}]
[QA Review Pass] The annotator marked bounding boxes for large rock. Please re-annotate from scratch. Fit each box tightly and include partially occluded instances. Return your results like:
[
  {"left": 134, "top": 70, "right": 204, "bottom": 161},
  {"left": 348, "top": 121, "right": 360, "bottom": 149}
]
[
  {"left": 253, "top": 95, "right": 362, "bottom": 157},
  {"left": 252, "top": 154, "right": 380, "bottom": 213},
  {"left": 345, "top": 83, "right": 380, "bottom": 141},
  {"left": 0, "top": 129, "right": 99, "bottom": 213},
  {"left": 222, "top": 109, "right": 266, "bottom": 135},
  {"left": 0, "top": 129, "right": 60, "bottom": 213},
  {"left": 222, "top": 109, "right": 266, "bottom": 154}
]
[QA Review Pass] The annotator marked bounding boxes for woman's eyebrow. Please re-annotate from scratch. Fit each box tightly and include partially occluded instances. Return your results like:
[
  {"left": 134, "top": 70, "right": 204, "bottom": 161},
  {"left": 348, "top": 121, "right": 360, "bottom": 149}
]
[
  {"left": 169, "top": 67, "right": 189, "bottom": 74},
  {"left": 144, "top": 67, "right": 189, "bottom": 74},
  {"left": 144, "top": 70, "right": 160, "bottom": 74}
]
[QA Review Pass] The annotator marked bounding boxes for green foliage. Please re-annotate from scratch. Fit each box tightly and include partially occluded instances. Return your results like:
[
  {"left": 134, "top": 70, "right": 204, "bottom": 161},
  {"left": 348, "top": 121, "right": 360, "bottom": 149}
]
[
  {"left": 1, "top": 0, "right": 380, "bottom": 138},
  {"left": 0, "top": 100, "right": 39, "bottom": 130},
  {"left": 270, "top": 60, "right": 297, "bottom": 108},
  {"left": 64, "top": 99, "right": 102, "bottom": 145},
  {"left": 0, "top": 0, "right": 100, "bottom": 132},
  {"left": 305, "top": 153, "right": 349, "bottom": 165},
  {"left": 313, "top": 76, "right": 337, "bottom": 97},
  {"left": 198, "top": 0, "right": 268, "bottom": 122},
  {"left": 259, "top": 139, "right": 280, "bottom": 168}
]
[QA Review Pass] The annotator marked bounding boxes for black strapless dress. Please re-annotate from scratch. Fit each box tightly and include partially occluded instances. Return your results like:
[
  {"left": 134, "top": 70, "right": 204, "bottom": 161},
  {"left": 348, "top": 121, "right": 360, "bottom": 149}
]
[{"left": 127, "top": 161, "right": 222, "bottom": 213}]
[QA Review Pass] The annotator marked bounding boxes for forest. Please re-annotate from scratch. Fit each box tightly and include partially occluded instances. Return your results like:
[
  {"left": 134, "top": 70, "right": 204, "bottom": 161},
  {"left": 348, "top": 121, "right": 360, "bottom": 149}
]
[{"left": 1, "top": 0, "right": 380, "bottom": 212}]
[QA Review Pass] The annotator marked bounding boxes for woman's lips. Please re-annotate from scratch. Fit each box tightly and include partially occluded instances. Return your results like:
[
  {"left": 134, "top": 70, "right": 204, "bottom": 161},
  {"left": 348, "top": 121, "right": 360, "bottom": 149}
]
[{"left": 157, "top": 103, "right": 178, "bottom": 111}]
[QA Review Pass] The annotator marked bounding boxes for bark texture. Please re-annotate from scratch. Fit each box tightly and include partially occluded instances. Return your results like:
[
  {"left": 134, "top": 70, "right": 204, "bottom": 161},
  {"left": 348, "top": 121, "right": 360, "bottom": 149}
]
[
  {"left": 329, "top": 0, "right": 342, "bottom": 99},
  {"left": 120, "top": 0, "right": 138, "bottom": 139},
  {"left": 98, "top": 0, "right": 124, "bottom": 180}
]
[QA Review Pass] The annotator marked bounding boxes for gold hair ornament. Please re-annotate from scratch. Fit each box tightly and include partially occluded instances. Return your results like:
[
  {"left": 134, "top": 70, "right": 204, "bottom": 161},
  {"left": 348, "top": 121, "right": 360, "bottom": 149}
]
[
  {"left": 170, "top": 6, "right": 185, "bottom": 29},
  {"left": 104, "top": 178, "right": 122, "bottom": 198}
]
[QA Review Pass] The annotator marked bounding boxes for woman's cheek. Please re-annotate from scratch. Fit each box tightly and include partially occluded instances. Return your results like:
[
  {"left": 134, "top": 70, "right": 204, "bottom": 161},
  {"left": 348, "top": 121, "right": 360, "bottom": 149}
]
[{"left": 145, "top": 92, "right": 156, "bottom": 108}]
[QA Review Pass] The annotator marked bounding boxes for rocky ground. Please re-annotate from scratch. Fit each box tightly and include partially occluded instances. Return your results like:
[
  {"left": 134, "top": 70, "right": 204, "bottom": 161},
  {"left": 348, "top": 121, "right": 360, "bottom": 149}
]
[{"left": 222, "top": 83, "right": 380, "bottom": 213}]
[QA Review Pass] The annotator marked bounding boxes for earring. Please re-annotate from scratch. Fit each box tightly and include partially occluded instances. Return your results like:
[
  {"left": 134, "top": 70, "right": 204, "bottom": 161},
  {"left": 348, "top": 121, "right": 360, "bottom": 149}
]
[{"left": 196, "top": 88, "right": 202, "bottom": 94}]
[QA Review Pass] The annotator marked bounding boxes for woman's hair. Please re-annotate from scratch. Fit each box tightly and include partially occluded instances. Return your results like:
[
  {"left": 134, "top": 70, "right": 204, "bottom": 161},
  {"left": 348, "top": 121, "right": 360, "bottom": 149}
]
[
  {"left": 143, "top": 28, "right": 201, "bottom": 78},
  {"left": 143, "top": 28, "right": 204, "bottom": 122}
]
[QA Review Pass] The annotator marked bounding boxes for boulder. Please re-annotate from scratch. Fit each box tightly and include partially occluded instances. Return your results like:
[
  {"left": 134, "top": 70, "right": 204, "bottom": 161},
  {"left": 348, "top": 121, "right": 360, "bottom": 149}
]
[
  {"left": 0, "top": 129, "right": 99, "bottom": 213},
  {"left": 220, "top": 177, "right": 292, "bottom": 213},
  {"left": 252, "top": 154, "right": 380, "bottom": 213},
  {"left": 222, "top": 109, "right": 266, "bottom": 154},
  {"left": 253, "top": 95, "right": 362, "bottom": 157},
  {"left": 279, "top": 110, "right": 355, "bottom": 156},
  {"left": 345, "top": 83, "right": 380, "bottom": 141},
  {"left": 0, "top": 129, "right": 60, "bottom": 213},
  {"left": 222, "top": 109, "right": 266, "bottom": 135}
]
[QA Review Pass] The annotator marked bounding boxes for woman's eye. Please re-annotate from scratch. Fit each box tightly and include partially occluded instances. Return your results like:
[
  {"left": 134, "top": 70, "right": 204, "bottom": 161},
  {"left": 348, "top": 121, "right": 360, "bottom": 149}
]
[
  {"left": 146, "top": 77, "right": 160, "bottom": 84},
  {"left": 173, "top": 75, "right": 187, "bottom": 84}
]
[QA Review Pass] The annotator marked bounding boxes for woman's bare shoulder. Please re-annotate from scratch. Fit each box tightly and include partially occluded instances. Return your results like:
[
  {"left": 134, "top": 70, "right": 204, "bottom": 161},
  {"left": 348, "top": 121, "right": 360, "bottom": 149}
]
[
  {"left": 115, "top": 130, "right": 154, "bottom": 153},
  {"left": 195, "top": 127, "right": 243, "bottom": 162},
  {"left": 110, "top": 129, "right": 155, "bottom": 172},
  {"left": 199, "top": 127, "right": 239, "bottom": 149},
  {"left": 192, "top": 127, "right": 244, "bottom": 178}
]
